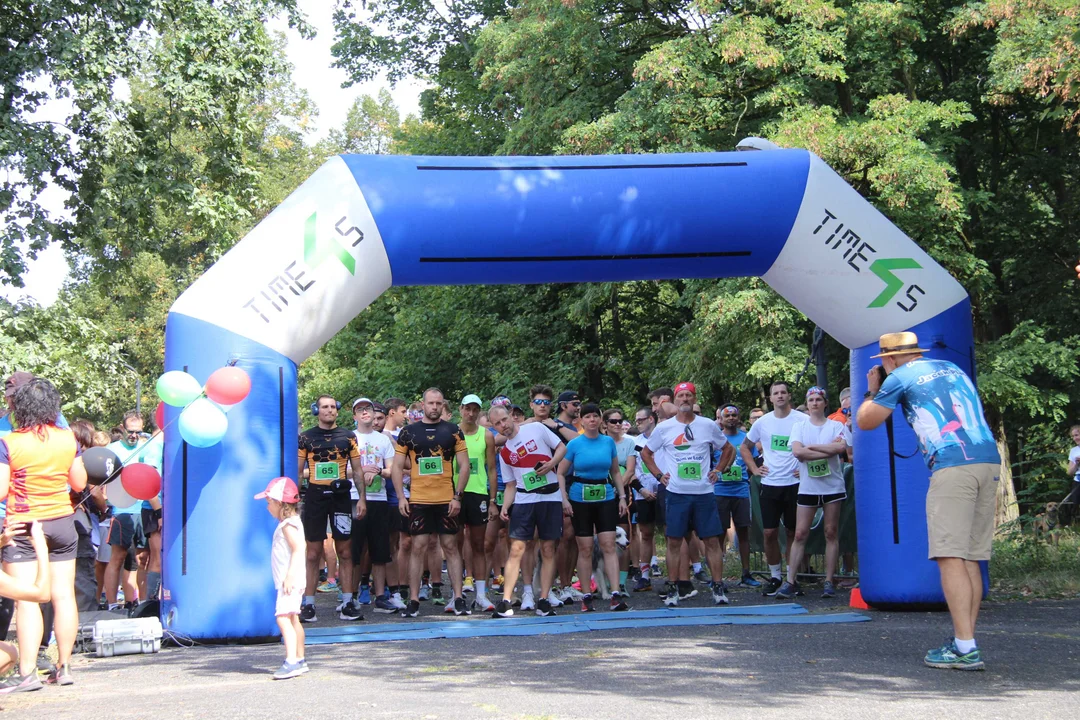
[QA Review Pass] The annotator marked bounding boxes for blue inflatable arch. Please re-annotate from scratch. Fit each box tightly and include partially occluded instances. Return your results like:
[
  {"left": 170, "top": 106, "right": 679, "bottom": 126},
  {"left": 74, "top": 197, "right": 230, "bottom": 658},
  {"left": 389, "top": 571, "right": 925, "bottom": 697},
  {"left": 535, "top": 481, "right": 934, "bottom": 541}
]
[{"left": 163, "top": 148, "right": 973, "bottom": 639}]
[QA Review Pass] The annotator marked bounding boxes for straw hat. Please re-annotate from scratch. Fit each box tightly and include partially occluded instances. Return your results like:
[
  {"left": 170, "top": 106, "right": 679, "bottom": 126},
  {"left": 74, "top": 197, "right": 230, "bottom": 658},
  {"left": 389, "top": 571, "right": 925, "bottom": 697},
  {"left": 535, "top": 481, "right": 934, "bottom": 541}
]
[{"left": 870, "top": 332, "right": 929, "bottom": 358}]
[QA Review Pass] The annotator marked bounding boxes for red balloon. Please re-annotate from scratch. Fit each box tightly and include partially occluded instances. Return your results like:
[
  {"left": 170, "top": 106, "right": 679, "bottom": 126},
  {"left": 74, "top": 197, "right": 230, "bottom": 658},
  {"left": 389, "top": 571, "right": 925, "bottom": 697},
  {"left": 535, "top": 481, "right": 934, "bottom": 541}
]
[
  {"left": 120, "top": 463, "right": 162, "bottom": 502},
  {"left": 155, "top": 401, "right": 166, "bottom": 432},
  {"left": 205, "top": 367, "right": 251, "bottom": 406}
]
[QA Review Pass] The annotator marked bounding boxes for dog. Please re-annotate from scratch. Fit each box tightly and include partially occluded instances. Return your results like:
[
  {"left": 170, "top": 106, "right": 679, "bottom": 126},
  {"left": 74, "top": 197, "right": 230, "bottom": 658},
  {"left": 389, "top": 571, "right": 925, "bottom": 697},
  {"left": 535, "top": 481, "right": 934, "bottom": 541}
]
[
  {"left": 1033, "top": 501, "right": 1060, "bottom": 545},
  {"left": 530, "top": 525, "right": 630, "bottom": 600}
]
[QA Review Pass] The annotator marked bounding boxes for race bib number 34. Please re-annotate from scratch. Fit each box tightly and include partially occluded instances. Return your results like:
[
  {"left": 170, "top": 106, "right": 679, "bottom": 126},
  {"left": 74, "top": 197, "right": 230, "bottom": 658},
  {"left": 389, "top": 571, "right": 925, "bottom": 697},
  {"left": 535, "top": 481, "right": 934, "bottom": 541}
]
[
  {"left": 315, "top": 462, "right": 339, "bottom": 481},
  {"left": 771, "top": 435, "right": 791, "bottom": 452},
  {"left": 807, "top": 459, "right": 830, "bottom": 478},
  {"left": 677, "top": 462, "right": 702, "bottom": 481},
  {"left": 418, "top": 457, "right": 444, "bottom": 476}
]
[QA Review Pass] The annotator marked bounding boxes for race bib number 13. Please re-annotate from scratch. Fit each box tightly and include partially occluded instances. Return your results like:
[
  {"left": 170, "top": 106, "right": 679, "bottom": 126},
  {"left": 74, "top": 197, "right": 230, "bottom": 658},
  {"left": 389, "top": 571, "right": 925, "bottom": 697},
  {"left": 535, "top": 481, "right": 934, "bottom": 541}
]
[
  {"left": 418, "top": 457, "right": 444, "bottom": 475},
  {"left": 677, "top": 462, "right": 702, "bottom": 481}
]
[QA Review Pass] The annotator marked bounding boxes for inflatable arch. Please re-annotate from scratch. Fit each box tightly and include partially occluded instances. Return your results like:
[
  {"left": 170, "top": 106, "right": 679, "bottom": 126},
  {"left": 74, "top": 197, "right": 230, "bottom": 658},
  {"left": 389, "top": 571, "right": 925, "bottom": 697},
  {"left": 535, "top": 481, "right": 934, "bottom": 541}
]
[{"left": 163, "top": 149, "right": 974, "bottom": 639}]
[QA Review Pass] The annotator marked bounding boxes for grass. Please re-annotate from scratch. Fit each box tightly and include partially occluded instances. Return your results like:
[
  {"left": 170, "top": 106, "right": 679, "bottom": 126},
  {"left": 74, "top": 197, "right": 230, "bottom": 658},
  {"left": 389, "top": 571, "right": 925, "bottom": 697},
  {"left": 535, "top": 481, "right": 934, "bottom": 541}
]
[{"left": 990, "top": 529, "right": 1080, "bottom": 598}]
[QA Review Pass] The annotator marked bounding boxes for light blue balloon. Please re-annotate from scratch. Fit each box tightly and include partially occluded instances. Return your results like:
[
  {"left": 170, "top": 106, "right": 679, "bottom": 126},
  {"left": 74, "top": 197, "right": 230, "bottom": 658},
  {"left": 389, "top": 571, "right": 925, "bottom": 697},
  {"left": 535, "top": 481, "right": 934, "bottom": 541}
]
[{"left": 178, "top": 397, "right": 229, "bottom": 448}]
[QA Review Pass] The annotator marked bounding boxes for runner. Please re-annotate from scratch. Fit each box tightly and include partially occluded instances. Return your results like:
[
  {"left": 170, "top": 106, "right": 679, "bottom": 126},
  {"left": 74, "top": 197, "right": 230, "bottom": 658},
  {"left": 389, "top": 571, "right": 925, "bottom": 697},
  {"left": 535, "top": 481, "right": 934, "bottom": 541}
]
[
  {"left": 381, "top": 397, "right": 409, "bottom": 610},
  {"left": 715, "top": 405, "right": 760, "bottom": 589},
  {"left": 488, "top": 405, "right": 567, "bottom": 618},
  {"left": 605, "top": 407, "right": 637, "bottom": 595},
  {"left": 558, "top": 404, "right": 629, "bottom": 611},
  {"left": 741, "top": 382, "right": 807, "bottom": 596},
  {"left": 630, "top": 407, "right": 660, "bottom": 591},
  {"left": 544, "top": 391, "right": 582, "bottom": 605},
  {"left": 349, "top": 398, "right": 396, "bottom": 614},
  {"left": 1062, "top": 425, "right": 1080, "bottom": 526},
  {"left": 778, "top": 387, "right": 851, "bottom": 599},
  {"left": 298, "top": 396, "right": 365, "bottom": 622},
  {"left": 640, "top": 382, "right": 736, "bottom": 605},
  {"left": 391, "top": 388, "right": 471, "bottom": 618},
  {"left": 455, "top": 394, "right": 498, "bottom": 612}
]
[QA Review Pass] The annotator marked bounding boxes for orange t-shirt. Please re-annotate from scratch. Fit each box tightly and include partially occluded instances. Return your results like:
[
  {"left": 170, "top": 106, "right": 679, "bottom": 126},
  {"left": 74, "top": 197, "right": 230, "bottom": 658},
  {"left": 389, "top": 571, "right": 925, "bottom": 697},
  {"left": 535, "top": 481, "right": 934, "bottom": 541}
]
[{"left": 1, "top": 426, "right": 78, "bottom": 522}]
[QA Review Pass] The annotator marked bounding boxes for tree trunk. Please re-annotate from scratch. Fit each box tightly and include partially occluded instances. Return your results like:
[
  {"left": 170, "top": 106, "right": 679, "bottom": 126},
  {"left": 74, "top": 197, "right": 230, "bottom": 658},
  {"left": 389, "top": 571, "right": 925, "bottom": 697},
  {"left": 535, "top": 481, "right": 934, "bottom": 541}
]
[{"left": 994, "top": 417, "right": 1019, "bottom": 530}]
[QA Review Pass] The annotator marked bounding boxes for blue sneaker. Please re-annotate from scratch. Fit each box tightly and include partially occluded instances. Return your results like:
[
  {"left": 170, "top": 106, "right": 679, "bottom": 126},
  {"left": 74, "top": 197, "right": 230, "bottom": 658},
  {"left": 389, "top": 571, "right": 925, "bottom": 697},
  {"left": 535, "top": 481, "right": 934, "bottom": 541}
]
[
  {"left": 632, "top": 575, "right": 651, "bottom": 592},
  {"left": 924, "top": 640, "right": 985, "bottom": 670},
  {"left": 273, "top": 660, "right": 305, "bottom": 680},
  {"left": 358, "top": 586, "right": 372, "bottom": 605},
  {"left": 738, "top": 574, "right": 761, "bottom": 588}
]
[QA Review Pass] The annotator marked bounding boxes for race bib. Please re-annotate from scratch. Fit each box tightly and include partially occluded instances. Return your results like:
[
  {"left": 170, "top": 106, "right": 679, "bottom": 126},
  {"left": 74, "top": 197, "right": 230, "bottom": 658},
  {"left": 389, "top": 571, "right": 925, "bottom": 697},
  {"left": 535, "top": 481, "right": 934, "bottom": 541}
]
[
  {"left": 522, "top": 471, "right": 548, "bottom": 492},
  {"left": 469, "top": 458, "right": 479, "bottom": 476},
  {"left": 582, "top": 484, "right": 607, "bottom": 502},
  {"left": 677, "top": 462, "right": 702, "bottom": 481},
  {"left": 807, "top": 459, "right": 830, "bottom": 478},
  {"left": 368, "top": 475, "right": 383, "bottom": 494},
  {"left": 417, "top": 456, "right": 444, "bottom": 476},
  {"left": 771, "top": 435, "right": 791, "bottom": 452},
  {"left": 495, "top": 490, "right": 504, "bottom": 506},
  {"left": 314, "top": 462, "right": 339, "bottom": 481},
  {"left": 721, "top": 465, "right": 743, "bottom": 482}
]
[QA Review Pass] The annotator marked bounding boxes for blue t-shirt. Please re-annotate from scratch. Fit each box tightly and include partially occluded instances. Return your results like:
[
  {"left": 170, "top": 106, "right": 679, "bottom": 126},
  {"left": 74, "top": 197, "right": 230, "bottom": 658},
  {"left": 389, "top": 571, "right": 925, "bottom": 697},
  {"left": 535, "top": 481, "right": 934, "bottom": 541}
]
[
  {"left": 713, "top": 429, "right": 750, "bottom": 498},
  {"left": 874, "top": 358, "right": 1000, "bottom": 471},
  {"left": 564, "top": 434, "right": 617, "bottom": 503}
]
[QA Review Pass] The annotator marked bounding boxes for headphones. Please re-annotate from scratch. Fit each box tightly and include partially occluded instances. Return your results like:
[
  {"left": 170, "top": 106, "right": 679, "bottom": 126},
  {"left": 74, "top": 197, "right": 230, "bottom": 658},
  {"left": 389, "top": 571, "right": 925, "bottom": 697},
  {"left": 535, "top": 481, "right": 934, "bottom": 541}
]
[{"left": 310, "top": 399, "right": 342, "bottom": 416}]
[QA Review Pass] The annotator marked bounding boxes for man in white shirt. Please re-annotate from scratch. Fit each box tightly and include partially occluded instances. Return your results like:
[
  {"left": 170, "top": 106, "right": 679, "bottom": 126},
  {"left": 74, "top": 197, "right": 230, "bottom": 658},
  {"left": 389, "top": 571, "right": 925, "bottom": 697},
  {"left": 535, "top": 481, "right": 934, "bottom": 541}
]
[{"left": 740, "top": 381, "right": 808, "bottom": 596}]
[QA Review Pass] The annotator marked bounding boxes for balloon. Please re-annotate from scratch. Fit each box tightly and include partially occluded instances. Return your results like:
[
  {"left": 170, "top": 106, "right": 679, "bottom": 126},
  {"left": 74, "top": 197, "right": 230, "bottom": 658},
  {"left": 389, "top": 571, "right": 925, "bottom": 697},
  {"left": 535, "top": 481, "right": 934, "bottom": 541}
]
[
  {"left": 106, "top": 474, "right": 139, "bottom": 510},
  {"left": 154, "top": 401, "right": 166, "bottom": 432},
  {"left": 205, "top": 367, "right": 251, "bottom": 406},
  {"left": 178, "top": 397, "right": 229, "bottom": 448},
  {"left": 82, "top": 447, "right": 122, "bottom": 487},
  {"left": 156, "top": 371, "right": 203, "bottom": 407},
  {"left": 120, "top": 463, "right": 162, "bottom": 501}
]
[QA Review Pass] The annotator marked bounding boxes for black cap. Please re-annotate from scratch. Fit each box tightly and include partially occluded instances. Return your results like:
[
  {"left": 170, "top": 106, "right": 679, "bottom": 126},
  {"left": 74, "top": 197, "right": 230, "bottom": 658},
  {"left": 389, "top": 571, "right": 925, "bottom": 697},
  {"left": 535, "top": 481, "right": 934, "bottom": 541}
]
[
  {"left": 510, "top": 404, "right": 522, "bottom": 412},
  {"left": 557, "top": 390, "right": 580, "bottom": 403},
  {"left": 372, "top": 402, "right": 387, "bottom": 414}
]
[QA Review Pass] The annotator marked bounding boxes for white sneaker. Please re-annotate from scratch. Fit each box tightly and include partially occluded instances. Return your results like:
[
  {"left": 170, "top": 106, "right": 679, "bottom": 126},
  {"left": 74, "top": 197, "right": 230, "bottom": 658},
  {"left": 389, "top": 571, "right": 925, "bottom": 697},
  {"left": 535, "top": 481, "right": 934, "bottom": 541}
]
[
  {"left": 418, "top": 584, "right": 431, "bottom": 601},
  {"left": 520, "top": 587, "right": 536, "bottom": 611},
  {"left": 389, "top": 592, "right": 407, "bottom": 610},
  {"left": 546, "top": 589, "right": 564, "bottom": 608},
  {"left": 556, "top": 586, "right": 574, "bottom": 603},
  {"left": 473, "top": 592, "right": 495, "bottom": 612},
  {"left": 664, "top": 592, "right": 679, "bottom": 607},
  {"left": 564, "top": 586, "right": 585, "bottom": 602}
]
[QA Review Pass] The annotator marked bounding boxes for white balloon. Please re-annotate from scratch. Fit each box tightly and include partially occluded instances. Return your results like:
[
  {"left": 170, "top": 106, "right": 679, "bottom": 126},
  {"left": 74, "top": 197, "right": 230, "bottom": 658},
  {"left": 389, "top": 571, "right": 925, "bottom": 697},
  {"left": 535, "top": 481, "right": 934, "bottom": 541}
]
[{"left": 106, "top": 475, "right": 139, "bottom": 511}]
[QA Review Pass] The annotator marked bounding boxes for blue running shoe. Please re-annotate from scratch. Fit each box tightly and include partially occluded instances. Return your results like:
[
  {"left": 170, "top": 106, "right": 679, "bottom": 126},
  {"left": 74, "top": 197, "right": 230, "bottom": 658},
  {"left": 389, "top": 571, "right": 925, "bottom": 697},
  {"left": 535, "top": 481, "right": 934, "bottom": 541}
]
[
  {"left": 738, "top": 574, "right": 762, "bottom": 589},
  {"left": 924, "top": 640, "right": 985, "bottom": 670},
  {"left": 358, "top": 586, "right": 372, "bottom": 605}
]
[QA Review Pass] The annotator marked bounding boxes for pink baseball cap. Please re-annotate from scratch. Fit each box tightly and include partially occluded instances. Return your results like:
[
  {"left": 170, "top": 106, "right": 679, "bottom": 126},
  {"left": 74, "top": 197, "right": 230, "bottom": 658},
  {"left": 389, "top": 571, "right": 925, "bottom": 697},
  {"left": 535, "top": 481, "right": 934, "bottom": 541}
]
[{"left": 254, "top": 477, "right": 299, "bottom": 503}]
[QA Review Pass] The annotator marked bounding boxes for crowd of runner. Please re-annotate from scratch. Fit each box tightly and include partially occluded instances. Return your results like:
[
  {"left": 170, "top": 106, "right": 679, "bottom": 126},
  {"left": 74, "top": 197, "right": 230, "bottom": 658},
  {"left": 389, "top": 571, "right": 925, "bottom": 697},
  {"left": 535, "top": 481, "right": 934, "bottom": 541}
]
[{"left": 293, "top": 380, "right": 857, "bottom": 622}]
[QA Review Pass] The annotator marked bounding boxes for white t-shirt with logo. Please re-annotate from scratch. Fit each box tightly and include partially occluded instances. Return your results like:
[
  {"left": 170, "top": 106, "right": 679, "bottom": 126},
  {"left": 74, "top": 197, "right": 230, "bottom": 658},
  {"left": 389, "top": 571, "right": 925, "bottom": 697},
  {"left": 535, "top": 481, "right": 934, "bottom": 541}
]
[
  {"left": 645, "top": 416, "right": 728, "bottom": 496},
  {"left": 789, "top": 418, "right": 851, "bottom": 495},
  {"left": 746, "top": 410, "right": 808, "bottom": 487},
  {"left": 498, "top": 423, "right": 564, "bottom": 505},
  {"left": 633, "top": 433, "right": 660, "bottom": 499},
  {"left": 352, "top": 430, "right": 396, "bottom": 501},
  {"left": 1070, "top": 446, "right": 1080, "bottom": 482}
]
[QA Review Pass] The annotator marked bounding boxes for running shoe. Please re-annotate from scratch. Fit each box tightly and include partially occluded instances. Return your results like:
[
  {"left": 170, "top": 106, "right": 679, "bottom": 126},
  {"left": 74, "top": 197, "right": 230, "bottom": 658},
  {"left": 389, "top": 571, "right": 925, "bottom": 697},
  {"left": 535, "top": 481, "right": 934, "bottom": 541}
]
[
  {"left": 374, "top": 596, "right": 396, "bottom": 614},
  {"left": 762, "top": 577, "right": 783, "bottom": 597},
  {"left": 273, "top": 660, "right": 305, "bottom": 680},
  {"left": 580, "top": 593, "right": 595, "bottom": 612},
  {"left": 452, "top": 596, "right": 470, "bottom": 616},
  {"left": 658, "top": 581, "right": 677, "bottom": 599},
  {"left": 632, "top": 575, "right": 651, "bottom": 592},
  {"left": 418, "top": 583, "right": 432, "bottom": 601},
  {"left": 520, "top": 587, "right": 536, "bottom": 611},
  {"left": 401, "top": 600, "right": 421, "bottom": 618},
  {"left": 316, "top": 579, "right": 339, "bottom": 593},
  {"left": 650, "top": 560, "right": 661, "bottom": 576},
  {"left": 692, "top": 568, "right": 710, "bottom": 583},
  {"left": 358, "top": 586, "right": 372, "bottom": 605},
  {"left": 492, "top": 574, "right": 504, "bottom": 592},
  {"left": 822, "top": 581, "right": 836, "bottom": 599},
  {"left": 619, "top": 584, "right": 628, "bottom": 596},
  {"left": 443, "top": 597, "right": 457, "bottom": 613},
  {"left": 711, "top": 582, "right": 729, "bottom": 605},
  {"left": 473, "top": 593, "right": 496, "bottom": 612},
  {"left": 610, "top": 593, "right": 629, "bottom": 612},
  {"left": 431, "top": 585, "right": 446, "bottom": 606},
  {"left": 389, "top": 592, "right": 408, "bottom": 610},
  {"left": 535, "top": 598, "right": 556, "bottom": 617},
  {"left": 463, "top": 576, "right": 475, "bottom": 593},
  {"left": 493, "top": 599, "right": 514, "bottom": 618},
  {"left": 560, "top": 586, "right": 584, "bottom": 603},
  {"left": 663, "top": 589, "right": 679, "bottom": 607},
  {"left": 0, "top": 671, "right": 42, "bottom": 693},
  {"left": 738, "top": 574, "right": 762, "bottom": 589},
  {"left": 299, "top": 659, "right": 310, "bottom": 674},
  {"left": 924, "top": 640, "right": 985, "bottom": 671},
  {"left": 678, "top": 586, "right": 698, "bottom": 601},
  {"left": 546, "top": 589, "right": 563, "bottom": 607},
  {"left": 774, "top": 581, "right": 801, "bottom": 599},
  {"left": 299, "top": 604, "right": 317, "bottom": 623},
  {"left": 339, "top": 600, "right": 364, "bottom": 621},
  {"left": 46, "top": 663, "right": 73, "bottom": 686},
  {"left": 36, "top": 648, "right": 54, "bottom": 675}
]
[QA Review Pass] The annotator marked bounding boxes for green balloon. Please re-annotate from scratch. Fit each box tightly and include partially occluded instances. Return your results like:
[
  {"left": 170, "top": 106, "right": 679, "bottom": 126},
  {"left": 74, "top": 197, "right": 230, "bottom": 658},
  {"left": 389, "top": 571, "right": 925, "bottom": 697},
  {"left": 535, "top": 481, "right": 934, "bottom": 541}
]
[{"left": 156, "top": 371, "right": 203, "bottom": 407}]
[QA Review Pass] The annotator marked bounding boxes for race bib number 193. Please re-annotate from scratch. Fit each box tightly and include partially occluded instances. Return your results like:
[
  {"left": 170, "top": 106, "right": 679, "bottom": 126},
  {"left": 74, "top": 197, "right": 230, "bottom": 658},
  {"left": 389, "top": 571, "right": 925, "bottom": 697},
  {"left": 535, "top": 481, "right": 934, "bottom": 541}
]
[{"left": 807, "top": 459, "right": 830, "bottom": 478}]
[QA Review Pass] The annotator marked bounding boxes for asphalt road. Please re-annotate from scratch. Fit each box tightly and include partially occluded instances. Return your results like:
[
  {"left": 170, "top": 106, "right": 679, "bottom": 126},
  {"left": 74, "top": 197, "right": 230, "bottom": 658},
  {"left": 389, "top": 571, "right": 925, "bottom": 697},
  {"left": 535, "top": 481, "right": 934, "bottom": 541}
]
[{"left": 2, "top": 589, "right": 1077, "bottom": 719}]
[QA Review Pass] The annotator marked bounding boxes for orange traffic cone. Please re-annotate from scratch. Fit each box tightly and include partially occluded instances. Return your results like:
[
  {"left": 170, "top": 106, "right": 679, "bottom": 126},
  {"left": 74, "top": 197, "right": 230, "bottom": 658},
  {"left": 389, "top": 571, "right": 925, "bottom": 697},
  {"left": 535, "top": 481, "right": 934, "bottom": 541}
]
[{"left": 849, "top": 587, "right": 869, "bottom": 610}]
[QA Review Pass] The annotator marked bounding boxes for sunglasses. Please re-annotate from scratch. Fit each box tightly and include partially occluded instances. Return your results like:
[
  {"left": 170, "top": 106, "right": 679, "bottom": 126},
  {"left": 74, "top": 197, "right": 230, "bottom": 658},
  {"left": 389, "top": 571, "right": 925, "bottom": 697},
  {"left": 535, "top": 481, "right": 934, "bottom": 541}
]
[
  {"left": 532, "top": 399, "right": 552, "bottom": 406},
  {"left": 568, "top": 401, "right": 581, "bottom": 407},
  {"left": 635, "top": 417, "right": 649, "bottom": 423},
  {"left": 683, "top": 424, "right": 695, "bottom": 441},
  {"left": 606, "top": 418, "right": 624, "bottom": 424}
]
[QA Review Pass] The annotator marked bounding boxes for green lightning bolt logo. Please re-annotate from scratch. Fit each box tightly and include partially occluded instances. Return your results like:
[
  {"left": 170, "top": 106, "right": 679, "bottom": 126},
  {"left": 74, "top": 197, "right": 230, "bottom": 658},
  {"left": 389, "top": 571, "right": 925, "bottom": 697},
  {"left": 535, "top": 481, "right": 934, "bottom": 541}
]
[
  {"left": 304, "top": 212, "right": 355, "bottom": 275},
  {"left": 867, "top": 258, "right": 921, "bottom": 308}
]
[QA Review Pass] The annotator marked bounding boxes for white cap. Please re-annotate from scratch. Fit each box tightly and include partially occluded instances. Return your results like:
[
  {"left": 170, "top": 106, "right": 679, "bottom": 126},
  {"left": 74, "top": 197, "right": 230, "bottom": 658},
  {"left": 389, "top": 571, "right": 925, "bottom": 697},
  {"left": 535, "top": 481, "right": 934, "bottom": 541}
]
[{"left": 352, "top": 397, "right": 374, "bottom": 410}]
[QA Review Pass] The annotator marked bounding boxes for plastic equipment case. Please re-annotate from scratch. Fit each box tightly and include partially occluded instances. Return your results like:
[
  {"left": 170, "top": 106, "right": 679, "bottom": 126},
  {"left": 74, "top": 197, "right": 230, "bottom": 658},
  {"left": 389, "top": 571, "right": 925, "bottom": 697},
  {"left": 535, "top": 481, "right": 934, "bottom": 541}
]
[{"left": 93, "top": 617, "right": 163, "bottom": 657}]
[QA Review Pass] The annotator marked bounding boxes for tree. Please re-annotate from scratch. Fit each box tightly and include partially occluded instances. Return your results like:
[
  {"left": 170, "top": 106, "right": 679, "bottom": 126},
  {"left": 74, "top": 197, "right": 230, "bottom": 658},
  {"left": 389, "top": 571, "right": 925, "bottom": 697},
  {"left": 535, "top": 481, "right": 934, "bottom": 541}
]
[{"left": 327, "top": 90, "right": 400, "bottom": 155}]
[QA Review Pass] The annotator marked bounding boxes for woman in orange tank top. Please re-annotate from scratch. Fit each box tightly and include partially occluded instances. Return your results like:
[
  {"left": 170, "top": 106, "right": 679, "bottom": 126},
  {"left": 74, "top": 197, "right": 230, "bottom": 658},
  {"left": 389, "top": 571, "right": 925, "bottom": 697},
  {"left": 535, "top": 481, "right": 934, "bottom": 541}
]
[{"left": 0, "top": 379, "right": 87, "bottom": 691}]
